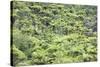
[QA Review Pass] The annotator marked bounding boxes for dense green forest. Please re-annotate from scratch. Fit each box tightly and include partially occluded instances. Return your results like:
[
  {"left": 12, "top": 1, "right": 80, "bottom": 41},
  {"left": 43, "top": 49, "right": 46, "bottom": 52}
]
[{"left": 11, "top": 1, "right": 97, "bottom": 66}]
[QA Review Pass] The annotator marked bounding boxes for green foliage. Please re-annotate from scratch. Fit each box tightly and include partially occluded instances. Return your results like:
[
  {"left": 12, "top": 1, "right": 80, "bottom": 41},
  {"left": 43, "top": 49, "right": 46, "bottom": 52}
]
[
  {"left": 11, "top": 45, "right": 27, "bottom": 66},
  {"left": 31, "top": 49, "right": 48, "bottom": 64},
  {"left": 11, "top": 1, "right": 97, "bottom": 66}
]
